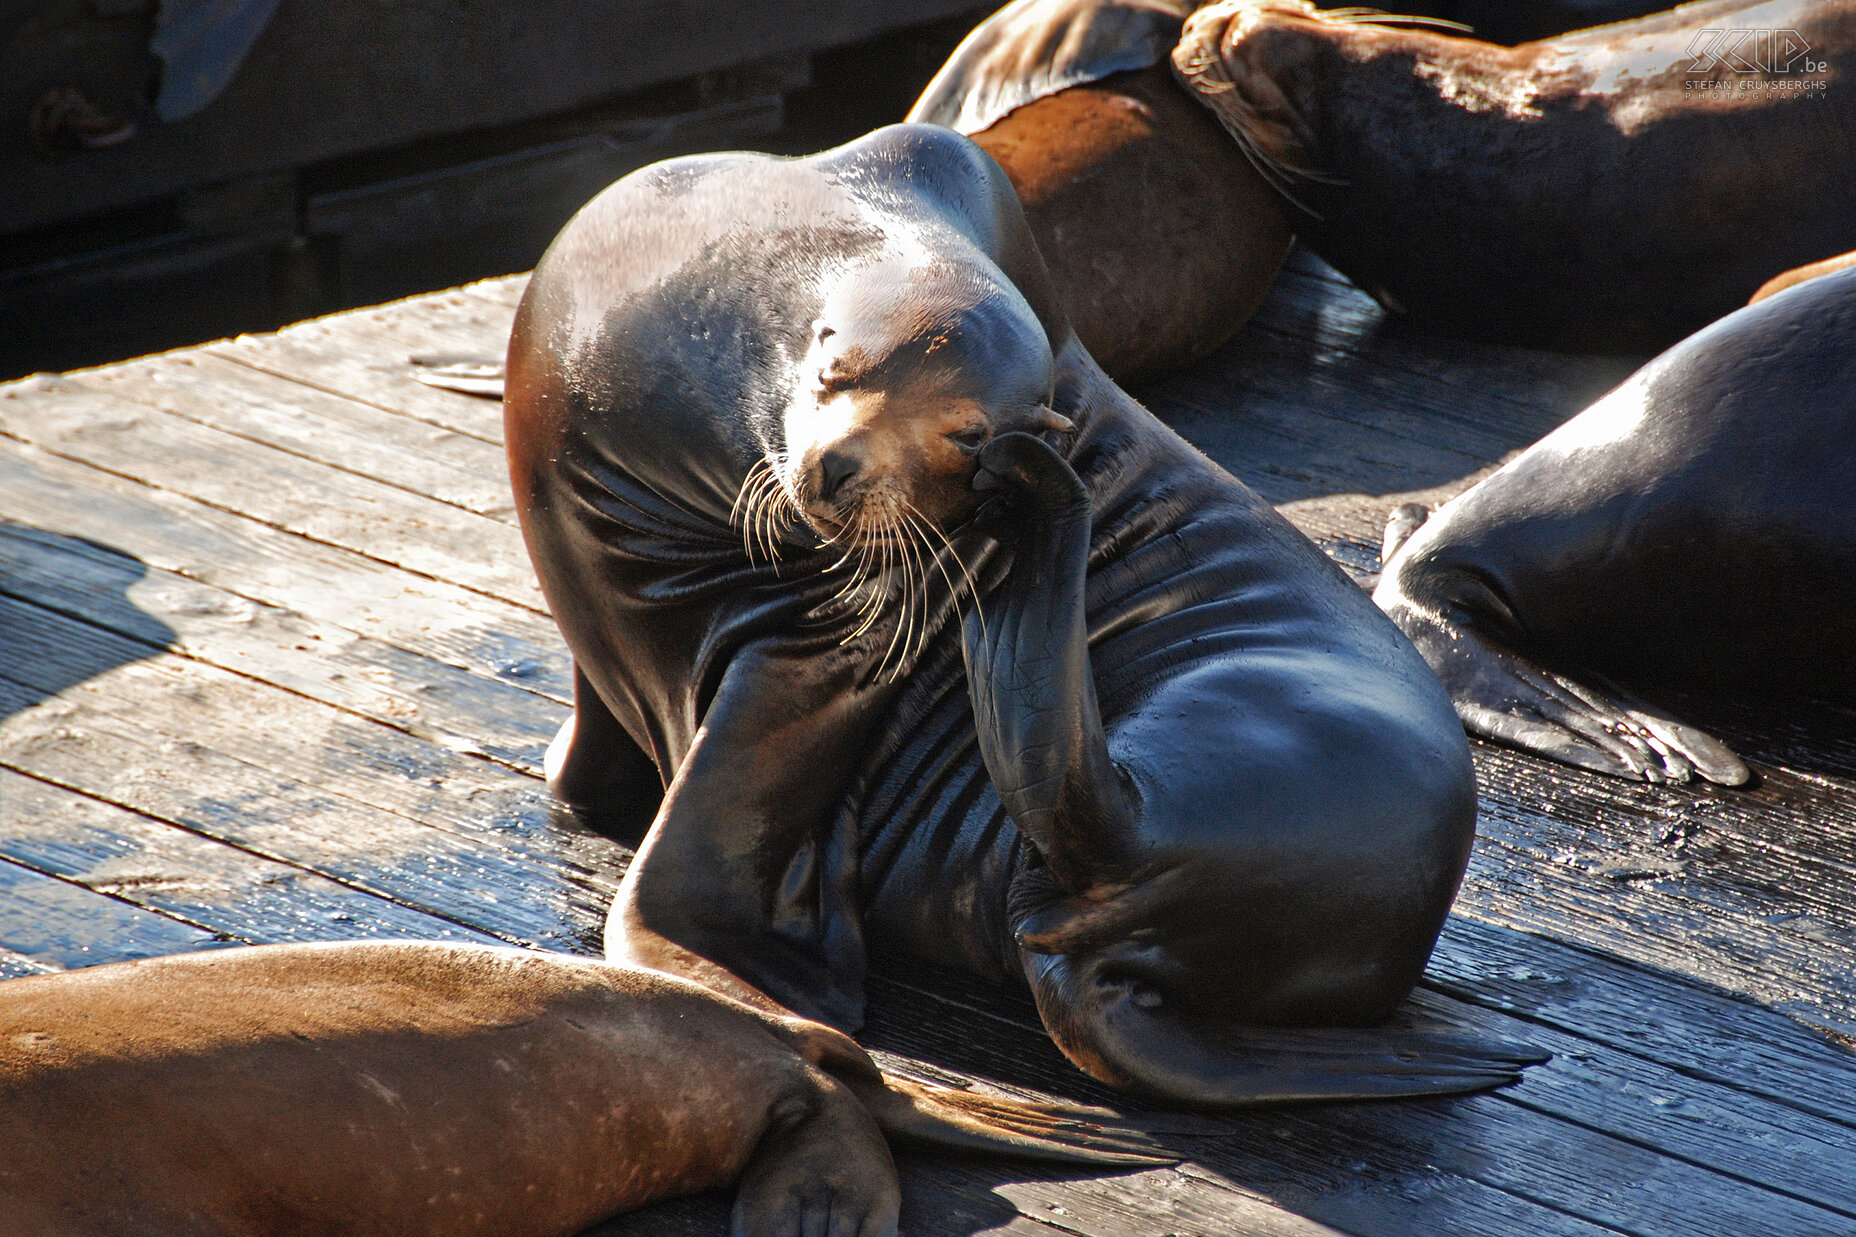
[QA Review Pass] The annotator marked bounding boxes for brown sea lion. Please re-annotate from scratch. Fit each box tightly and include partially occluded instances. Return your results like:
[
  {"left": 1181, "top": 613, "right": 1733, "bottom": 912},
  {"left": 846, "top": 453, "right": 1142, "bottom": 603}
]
[
  {"left": 1373, "top": 263, "right": 1856, "bottom": 784},
  {"left": 1173, "top": 0, "right": 1856, "bottom": 352},
  {"left": 0, "top": 942, "right": 1165, "bottom": 1237},
  {"left": 908, "top": 0, "right": 1292, "bottom": 379},
  {"left": 506, "top": 123, "right": 1543, "bottom": 1106}
]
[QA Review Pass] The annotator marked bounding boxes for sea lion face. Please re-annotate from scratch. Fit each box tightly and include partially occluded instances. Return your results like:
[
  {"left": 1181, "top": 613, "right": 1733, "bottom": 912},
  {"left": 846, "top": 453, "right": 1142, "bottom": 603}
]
[{"left": 779, "top": 254, "right": 1060, "bottom": 542}]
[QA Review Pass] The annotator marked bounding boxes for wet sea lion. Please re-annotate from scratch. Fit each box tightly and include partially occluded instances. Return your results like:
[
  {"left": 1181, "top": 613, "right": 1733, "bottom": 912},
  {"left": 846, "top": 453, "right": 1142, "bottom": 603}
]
[
  {"left": 0, "top": 942, "right": 1165, "bottom": 1237},
  {"left": 1173, "top": 0, "right": 1856, "bottom": 352},
  {"left": 505, "top": 123, "right": 1541, "bottom": 1105},
  {"left": 1373, "top": 264, "right": 1856, "bottom": 785},
  {"left": 908, "top": 0, "right": 1292, "bottom": 379}
]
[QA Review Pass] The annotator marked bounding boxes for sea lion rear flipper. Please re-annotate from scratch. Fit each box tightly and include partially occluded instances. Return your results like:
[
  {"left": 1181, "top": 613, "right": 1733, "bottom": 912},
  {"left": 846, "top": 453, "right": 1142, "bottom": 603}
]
[
  {"left": 907, "top": 0, "right": 1196, "bottom": 135},
  {"left": 1153, "top": 1023, "right": 1549, "bottom": 1104},
  {"left": 844, "top": 1072, "right": 1175, "bottom": 1166}
]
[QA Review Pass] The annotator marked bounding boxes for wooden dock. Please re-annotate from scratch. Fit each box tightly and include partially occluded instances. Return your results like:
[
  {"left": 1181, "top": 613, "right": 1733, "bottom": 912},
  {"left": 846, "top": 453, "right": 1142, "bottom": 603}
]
[{"left": 2, "top": 248, "right": 1852, "bottom": 1236}]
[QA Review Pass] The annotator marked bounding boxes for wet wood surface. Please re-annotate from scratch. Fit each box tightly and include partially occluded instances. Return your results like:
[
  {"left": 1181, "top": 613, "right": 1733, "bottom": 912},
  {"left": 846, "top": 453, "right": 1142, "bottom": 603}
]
[{"left": 2, "top": 248, "right": 1852, "bottom": 1236}]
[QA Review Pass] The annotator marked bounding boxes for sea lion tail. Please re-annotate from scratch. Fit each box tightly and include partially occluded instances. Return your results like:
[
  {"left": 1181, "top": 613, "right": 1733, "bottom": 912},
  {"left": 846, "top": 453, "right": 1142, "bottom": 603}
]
[{"left": 848, "top": 1072, "right": 1177, "bottom": 1166}]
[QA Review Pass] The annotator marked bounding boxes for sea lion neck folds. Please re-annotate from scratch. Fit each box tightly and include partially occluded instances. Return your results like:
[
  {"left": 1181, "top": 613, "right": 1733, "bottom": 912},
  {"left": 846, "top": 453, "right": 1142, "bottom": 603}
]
[{"left": 509, "top": 124, "right": 1542, "bottom": 1107}]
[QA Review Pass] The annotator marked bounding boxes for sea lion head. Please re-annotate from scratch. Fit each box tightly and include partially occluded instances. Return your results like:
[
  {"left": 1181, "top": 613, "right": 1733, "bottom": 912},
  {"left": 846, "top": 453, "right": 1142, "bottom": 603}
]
[{"left": 779, "top": 250, "right": 1069, "bottom": 543}]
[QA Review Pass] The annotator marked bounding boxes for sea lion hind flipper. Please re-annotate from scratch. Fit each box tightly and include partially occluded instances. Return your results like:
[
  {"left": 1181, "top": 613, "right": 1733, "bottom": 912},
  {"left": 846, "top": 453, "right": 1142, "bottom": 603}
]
[
  {"left": 844, "top": 1073, "right": 1175, "bottom": 1166},
  {"left": 1470, "top": 661, "right": 1750, "bottom": 788},
  {"left": 1170, "top": 1023, "right": 1549, "bottom": 1105},
  {"left": 964, "top": 431, "right": 1140, "bottom": 892}
]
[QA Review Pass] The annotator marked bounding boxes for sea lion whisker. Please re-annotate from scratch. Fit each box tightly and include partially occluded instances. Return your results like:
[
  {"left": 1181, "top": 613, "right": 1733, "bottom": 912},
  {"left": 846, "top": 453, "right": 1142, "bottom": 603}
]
[
  {"left": 883, "top": 511, "right": 928, "bottom": 681},
  {"left": 732, "top": 460, "right": 772, "bottom": 564},
  {"left": 904, "top": 499, "right": 988, "bottom": 643},
  {"left": 844, "top": 514, "right": 892, "bottom": 642},
  {"left": 881, "top": 503, "right": 930, "bottom": 681},
  {"left": 895, "top": 509, "right": 938, "bottom": 669}
]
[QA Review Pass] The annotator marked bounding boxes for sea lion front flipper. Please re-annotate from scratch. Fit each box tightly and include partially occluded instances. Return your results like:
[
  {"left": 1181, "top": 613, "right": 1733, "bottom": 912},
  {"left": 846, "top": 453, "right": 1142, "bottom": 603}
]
[
  {"left": 907, "top": 0, "right": 1197, "bottom": 135},
  {"left": 963, "top": 431, "right": 1140, "bottom": 892},
  {"left": 607, "top": 640, "right": 886, "bottom": 1029},
  {"left": 731, "top": 1075, "right": 901, "bottom": 1237},
  {"left": 1374, "top": 559, "right": 1750, "bottom": 787}
]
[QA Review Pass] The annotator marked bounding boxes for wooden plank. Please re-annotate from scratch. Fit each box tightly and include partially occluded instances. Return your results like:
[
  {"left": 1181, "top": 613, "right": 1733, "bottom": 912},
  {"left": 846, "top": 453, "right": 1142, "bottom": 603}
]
[
  {"left": 0, "top": 591, "right": 605, "bottom": 879},
  {"left": 861, "top": 971, "right": 1855, "bottom": 1237},
  {"left": 1455, "top": 835, "right": 1856, "bottom": 1042},
  {"left": 0, "top": 854, "right": 224, "bottom": 971},
  {"left": 0, "top": 378, "right": 544, "bottom": 610},
  {"left": 0, "top": 437, "right": 573, "bottom": 703},
  {"left": 857, "top": 977, "right": 1637, "bottom": 1237},
  {"left": 1427, "top": 918, "right": 1856, "bottom": 1132},
  {"left": 78, "top": 351, "right": 517, "bottom": 521},
  {"left": 460, "top": 274, "right": 530, "bottom": 308},
  {"left": 207, "top": 290, "right": 518, "bottom": 443},
  {"left": 0, "top": 518, "right": 563, "bottom": 772},
  {"left": 0, "top": 769, "right": 507, "bottom": 949},
  {"left": 0, "top": 671, "right": 612, "bottom": 955},
  {"left": 1471, "top": 753, "right": 1856, "bottom": 973}
]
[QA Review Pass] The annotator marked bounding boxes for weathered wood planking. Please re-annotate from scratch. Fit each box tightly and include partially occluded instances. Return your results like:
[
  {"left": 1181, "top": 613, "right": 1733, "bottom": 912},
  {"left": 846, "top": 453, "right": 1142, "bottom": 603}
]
[{"left": 4, "top": 247, "right": 1855, "bottom": 1237}]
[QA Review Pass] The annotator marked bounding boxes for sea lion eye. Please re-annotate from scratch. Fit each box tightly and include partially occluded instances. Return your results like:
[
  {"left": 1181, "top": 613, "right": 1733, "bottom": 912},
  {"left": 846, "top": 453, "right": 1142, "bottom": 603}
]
[{"left": 946, "top": 427, "right": 988, "bottom": 453}]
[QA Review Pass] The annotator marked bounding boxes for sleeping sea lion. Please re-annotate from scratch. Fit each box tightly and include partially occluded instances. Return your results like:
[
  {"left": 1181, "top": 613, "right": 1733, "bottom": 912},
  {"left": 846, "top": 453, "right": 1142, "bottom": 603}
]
[
  {"left": 1173, "top": 0, "right": 1856, "bottom": 352},
  {"left": 0, "top": 942, "right": 1164, "bottom": 1237},
  {"left": 907, "top": 0, "right": 1292, "bottom": 379},
  {"left": 504, "top": 123, "right": 1542, "bottom": 1105},
  {"left": 1373, "top": 263, "right": 1856, "bottom": 784}
]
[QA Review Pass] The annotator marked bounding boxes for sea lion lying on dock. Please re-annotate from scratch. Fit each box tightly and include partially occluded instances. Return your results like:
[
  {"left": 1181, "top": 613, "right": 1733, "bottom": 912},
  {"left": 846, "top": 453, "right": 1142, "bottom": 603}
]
[
  {"left": 1173, "top": 0, "right": 1856, "bottom": 352},
  {"left": 504, "top": 123, "right": 1541, "bottom": 1105},
  {"left": 908, "top": 0, "right": 1292, "bottom": 379},
  {"left": 1374, "top": 264, "right": 1856, "bottom": 784},
  {"left": 0, "top": 942, "right": 1165, "bottom": 1237}
]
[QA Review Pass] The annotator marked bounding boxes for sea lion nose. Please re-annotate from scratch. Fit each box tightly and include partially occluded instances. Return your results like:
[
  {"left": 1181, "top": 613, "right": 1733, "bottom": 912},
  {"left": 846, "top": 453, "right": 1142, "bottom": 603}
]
[{"left": 817, "top": 449, "right": 863, "bottom": 502}]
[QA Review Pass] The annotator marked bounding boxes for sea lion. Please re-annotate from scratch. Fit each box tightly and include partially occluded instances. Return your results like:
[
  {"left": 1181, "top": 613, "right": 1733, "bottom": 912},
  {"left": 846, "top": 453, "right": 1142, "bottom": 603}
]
[
  {"left": 0, "top": 941, "right": 1165, "bottom": 1237},
  {"left": 1373, "top": 264, "right": 1856, "bottom": 785},
  {"left": 907, "top": 0, "right": 1292, "bottom": 379},
  {"left": 505, "top": 123, "right": 1542, "bottom": 1105},
  {"left": 1173, "top": 0, "right": 1856, "bottom": 352}
]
